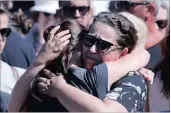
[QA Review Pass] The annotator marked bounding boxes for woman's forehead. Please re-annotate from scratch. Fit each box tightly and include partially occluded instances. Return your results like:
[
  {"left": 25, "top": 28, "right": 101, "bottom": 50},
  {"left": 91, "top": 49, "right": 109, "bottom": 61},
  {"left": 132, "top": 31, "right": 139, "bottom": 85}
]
[{"left": 89, "top": 22, "right": 118, "bottom": 41}]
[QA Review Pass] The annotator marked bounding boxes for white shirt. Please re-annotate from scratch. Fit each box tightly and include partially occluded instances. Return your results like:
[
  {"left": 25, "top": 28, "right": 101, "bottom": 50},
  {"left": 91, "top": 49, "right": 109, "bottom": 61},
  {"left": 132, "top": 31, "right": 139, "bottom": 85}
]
[
  {"left": 0, "top": 61, "right": 25, "bottom": 111},
  {"left": 149, "top": 74, "right": 170, "bottom": 112}
]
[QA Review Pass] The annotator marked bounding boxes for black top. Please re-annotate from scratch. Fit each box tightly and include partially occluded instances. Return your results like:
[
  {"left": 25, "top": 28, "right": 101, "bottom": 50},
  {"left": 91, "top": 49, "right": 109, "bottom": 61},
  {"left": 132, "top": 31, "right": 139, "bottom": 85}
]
[{"left": 106, "top": 71, "right": 147, "bottom": 112}]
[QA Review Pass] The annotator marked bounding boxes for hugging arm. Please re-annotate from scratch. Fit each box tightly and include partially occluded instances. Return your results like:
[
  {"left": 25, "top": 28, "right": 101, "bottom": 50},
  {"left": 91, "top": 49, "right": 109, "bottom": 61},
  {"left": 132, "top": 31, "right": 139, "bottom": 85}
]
[
  {"left": 41, "top": 70, "right": 147, "bottom": 112},
  {"left": 106, "top": 50, "right": 150, "bottom": 88},
  {"left": 39, "top": 49, "right": 149, "bottom": 112}
]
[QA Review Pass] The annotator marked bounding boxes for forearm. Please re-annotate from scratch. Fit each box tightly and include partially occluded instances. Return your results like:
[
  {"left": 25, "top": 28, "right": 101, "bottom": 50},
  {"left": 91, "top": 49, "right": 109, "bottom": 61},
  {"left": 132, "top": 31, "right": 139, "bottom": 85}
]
[
  {"left": 55, "top": 83, "right": 111, "bottom": 112},
  {"left": 106, "top": 50, "right": 150, "bottom": 87},
  {"left": 8, "top": 61, "right": 45, "bottom": 112}
]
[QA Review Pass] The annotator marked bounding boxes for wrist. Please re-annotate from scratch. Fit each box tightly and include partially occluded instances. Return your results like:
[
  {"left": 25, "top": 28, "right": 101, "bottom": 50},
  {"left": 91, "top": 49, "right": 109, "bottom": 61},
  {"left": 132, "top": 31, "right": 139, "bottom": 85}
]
[
  {"left": 54, "top": 82, "right": 68, "bottom": 96},
  {"left": 32, "top": 59, "right": 46, "bottom": 68},
  {"left": 35, "top": 53, "right": 49, "bottom": 65}
]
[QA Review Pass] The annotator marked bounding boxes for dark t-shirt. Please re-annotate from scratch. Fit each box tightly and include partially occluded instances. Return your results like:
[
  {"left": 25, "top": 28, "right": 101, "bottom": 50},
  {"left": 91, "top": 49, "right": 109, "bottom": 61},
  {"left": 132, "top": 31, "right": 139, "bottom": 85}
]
[
  {"left": 105, "top": 72, "right": 147, "bottom": 112},
  {"left": 1, "top": 32, "right": 36, "bottom": 69},
  {"left": 67, "top": 63, "right": 108, "bottom": 100},
  {"left": 29, "top": 63, "right": 146, "bottom": 112},
  {"left": 68, "top": 64, "right": 147, "bottom": 112},
  {"left": 28, "top": 63, "right": 108, "bottom": 111}
]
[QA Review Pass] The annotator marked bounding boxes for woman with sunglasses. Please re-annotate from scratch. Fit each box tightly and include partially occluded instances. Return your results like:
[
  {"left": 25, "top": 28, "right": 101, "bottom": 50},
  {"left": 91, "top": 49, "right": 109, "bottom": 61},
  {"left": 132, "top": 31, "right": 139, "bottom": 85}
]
[
  {"left": 0, "top": 9, "right": 26, "bottom": 112},
  {"left": 9, "top": 13, "right": 150, "bottom": 112},
  {"left": 36, "top": 12, "right": 151, "bottom": 112}
]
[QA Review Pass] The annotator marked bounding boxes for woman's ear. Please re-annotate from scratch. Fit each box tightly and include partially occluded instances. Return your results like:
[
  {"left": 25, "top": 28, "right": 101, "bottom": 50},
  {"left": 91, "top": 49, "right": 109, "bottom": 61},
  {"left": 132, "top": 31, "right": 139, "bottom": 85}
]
[
  {"left": 119, "top": 48, "right": 128, "bottom": 58},
  {"left": 146, "top": 3, "right": 155, "bottom": 16},
  {"left": 89, "top": 7, "right": 93, "bottom": 16}
]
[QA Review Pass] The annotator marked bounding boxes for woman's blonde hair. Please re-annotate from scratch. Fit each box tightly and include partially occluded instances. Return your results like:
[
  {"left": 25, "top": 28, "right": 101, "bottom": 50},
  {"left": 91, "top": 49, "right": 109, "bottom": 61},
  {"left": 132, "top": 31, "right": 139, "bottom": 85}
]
[{"left": 120, "top": 12, "right": 148, "bottom": 47}]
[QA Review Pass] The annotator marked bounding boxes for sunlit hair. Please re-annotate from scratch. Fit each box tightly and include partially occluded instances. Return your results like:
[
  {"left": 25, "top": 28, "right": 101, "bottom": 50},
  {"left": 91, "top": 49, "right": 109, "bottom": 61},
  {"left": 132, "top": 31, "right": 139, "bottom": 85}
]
[{"left": 120, "top": 12, "right": 148, "bottom": 48}]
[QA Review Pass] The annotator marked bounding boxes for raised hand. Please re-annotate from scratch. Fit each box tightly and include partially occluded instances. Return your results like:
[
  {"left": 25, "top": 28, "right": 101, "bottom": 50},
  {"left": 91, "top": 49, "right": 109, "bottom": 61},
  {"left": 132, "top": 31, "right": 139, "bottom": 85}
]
[{"left": 36, "top": 26, "right": 71, "bottom": 65}]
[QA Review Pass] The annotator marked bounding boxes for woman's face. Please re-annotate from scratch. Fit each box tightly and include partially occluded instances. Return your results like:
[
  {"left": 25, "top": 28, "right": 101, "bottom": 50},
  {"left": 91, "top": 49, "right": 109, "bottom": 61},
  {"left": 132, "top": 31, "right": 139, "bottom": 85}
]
[
  {"left": 0, "top": 13, "right": 8, "bottom": 54},
  {"left": 156, "top": 7, "right": 169, "bottom": 30},
  {"left": 82, "top": 21, "right": 122, "bottom": 69}
]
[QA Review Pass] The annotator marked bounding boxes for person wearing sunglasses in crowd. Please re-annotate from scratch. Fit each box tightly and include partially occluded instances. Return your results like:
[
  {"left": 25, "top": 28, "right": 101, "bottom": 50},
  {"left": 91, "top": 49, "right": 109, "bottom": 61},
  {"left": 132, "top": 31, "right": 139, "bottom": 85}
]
[
  {"left": 59, "top": 0, "right": 93, "bottom": 30},
  {"left": 0, "top": 1, "right": 36, "bottom": 69},
  {"left": 0, "top": 9, "right": 26, "bottom": 112},
  {"left": 11, "top": 13, "right": 152, "bottom": 111},
  {"left": 109, "top": 0, "right": 169, "bottom": 68},
  {"left": 9, "top": 12, "right": 151, "bottom": 112},
  {"left": 36, "top": 12, "right": 152, "bottom": 112}
]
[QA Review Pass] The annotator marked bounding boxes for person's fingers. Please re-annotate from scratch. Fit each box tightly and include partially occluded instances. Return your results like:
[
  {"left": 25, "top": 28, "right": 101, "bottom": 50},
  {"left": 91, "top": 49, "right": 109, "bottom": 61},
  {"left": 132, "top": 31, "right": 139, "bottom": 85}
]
[
  {"left": 148, "top": 71, "right": 154, "bottom": 85},
  {"left": 56, "top": 72, "right": 64, "bottom": 76},
  {"left": 38, "top": 77, "right": 50, "bottom": 85},
  {"left": 43, "top": 69, "right": 56, "bottom": 79},
  {"left": 59, "top": 40, "right": 70, "bottom": 50},
  {"left": 37, "top": 82, "right": 48, "bottom": 90},
  {"left": 52, "top": 34, "right": 70, "bottom": 52},
  {"left": 53, "top": 40, "right": 69, "bottom": 52},
  {"left": 47, "top": 25, "right": 60, "bottom": 42},
  {"left": 53, "top": 30, "right": 70, "bottom": 41},
  {"left": 58, "top": 34, "right": 71, "bottom": 44},
  {"left": 139, "top": 69, "right": 148, "bottom": 79},
  {"left": 38, "top": 77, "right": 47, "bottom": 82},
  {"left": 53, "top": 34, "right": 71, "bottom": 47},
  {"left": 37, "top": 83, "right": 48, "bottom": 95}
]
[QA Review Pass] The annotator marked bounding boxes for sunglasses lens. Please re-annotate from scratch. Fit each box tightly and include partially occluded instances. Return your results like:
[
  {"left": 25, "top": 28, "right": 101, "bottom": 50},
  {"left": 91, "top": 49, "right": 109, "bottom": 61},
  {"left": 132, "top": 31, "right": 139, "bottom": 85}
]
[
  {"left": 156, "top": 20, "right": 167, "bottom": 29},
  {"left": 0, "top": 28, "right": 12, "bottom": 37},
  {"left": 96, "top": 40, "right": 112, "bottom": 52},
  {"left": 63, "top": 6, "right": 89, "bottom": 17},
  {"left": 82, "top": 35, "right": 95, "bottom": 47},
  {"left": 44, "top": 12, "right": 50, "bottom": 17},
  {"left": 78, "top": 6, "right": 89, "bottom": 16},
  {"left": 63, "top": 6, "right": 75, "bottom": 17}
]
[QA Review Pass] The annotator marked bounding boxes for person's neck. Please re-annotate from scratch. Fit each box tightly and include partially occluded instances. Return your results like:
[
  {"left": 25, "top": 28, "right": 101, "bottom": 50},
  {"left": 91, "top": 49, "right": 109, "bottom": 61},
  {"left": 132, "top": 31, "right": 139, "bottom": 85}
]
[{"left": 86, "top": 17, "right": 94, "bottom": 30}]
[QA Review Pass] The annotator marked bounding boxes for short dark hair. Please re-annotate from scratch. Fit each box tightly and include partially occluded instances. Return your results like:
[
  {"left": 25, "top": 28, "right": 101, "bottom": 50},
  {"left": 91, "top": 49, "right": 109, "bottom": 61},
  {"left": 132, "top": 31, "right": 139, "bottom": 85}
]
[
  {"left": 43, "top": 19, "right": 83, "bottom": 75},
  {"left": 93, "top": 12, "right": 138, "bottom": 53},
  {"left": 21, "top": 19, "right": 83, "bottom": 111}
]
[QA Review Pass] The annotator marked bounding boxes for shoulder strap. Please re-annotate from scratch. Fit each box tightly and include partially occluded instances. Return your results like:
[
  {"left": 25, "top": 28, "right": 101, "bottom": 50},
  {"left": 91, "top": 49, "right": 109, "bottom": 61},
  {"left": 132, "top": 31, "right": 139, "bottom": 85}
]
[{"left": 11, "top": 66, "right": 20, "bottom": 81}]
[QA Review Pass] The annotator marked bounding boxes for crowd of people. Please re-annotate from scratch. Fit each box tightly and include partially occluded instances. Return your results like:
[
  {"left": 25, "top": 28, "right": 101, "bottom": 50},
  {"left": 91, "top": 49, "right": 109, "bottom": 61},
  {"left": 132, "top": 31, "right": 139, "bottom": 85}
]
[{"left": 0, "top": 0, "right": 170, "bottom": 112}]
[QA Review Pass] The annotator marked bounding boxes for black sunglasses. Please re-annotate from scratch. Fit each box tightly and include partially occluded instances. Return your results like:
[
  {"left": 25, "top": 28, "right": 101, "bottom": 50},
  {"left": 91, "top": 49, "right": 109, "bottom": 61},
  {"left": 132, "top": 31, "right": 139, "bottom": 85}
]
[
  {"left": 128, "top": 1, "right": 150, "bottom": 7},
  {"left": 44, "top": 12, "right": 52, "bottom": 17},
  {"left": 156, "top": 20, "right": 168, "bottom": 29},
  {"left": 0, "top": 28, "right": 12, "bottom": 38},
  {"left": 81, "top": 33, "right": 116, "bottom": 53},
  {"left": 63, "top": 6, "right": 90, "bottom": 18}
]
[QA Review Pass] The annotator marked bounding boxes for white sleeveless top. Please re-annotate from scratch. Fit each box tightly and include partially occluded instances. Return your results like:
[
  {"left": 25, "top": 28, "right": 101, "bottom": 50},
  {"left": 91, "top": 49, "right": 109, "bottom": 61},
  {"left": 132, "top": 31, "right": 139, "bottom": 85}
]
[{"left": 149, "top": 74, "right": 170, "bottom": 112}]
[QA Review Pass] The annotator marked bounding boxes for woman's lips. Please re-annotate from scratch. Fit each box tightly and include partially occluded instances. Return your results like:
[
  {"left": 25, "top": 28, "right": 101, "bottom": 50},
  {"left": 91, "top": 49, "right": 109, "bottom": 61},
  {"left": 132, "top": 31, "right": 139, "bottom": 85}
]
[{"left": 86, "top": 56, "right": 98, "bottom": 62}]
